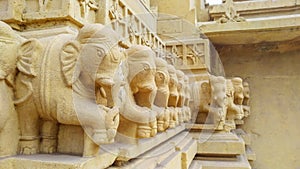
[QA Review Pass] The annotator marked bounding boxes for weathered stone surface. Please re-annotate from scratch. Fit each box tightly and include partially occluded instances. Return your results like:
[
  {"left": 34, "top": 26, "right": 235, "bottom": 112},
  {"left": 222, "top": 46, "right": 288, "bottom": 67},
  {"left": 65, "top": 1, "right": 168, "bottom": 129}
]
[
  {"left": 191, "top": 132, "right": 245, "bottom": 155},
  {"left": 193, "top": 155, "right": 251, "bottom": 169},
  {"left": 0, "top": 0, "right": 267, "bottom": 168},
  {"left": 219, "top": 42, "right": 300, "bottom": 169},
  {"left": 0, "top": 153, "right": 117, "bottom": 169},
  {"left": 104, "top": 125, "right": 185, "bottom": 162}
]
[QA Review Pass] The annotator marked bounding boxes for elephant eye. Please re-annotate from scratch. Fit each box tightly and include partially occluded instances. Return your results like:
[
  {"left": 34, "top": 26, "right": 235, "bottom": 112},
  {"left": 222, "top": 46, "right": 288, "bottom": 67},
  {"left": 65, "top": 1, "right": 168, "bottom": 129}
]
[
  {"left": 96, "top": 48, "right": 105, "bottom": 57},
  {"left": 238, "top": 87, "right": 243, "bottom": 92},
  {"left": 143, "top": 64, "right": 150, "bottom": 71}
]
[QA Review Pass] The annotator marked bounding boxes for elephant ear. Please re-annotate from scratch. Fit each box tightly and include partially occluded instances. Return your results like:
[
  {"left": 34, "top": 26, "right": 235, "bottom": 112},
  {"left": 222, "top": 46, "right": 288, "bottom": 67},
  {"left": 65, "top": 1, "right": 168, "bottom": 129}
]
[
  {"left": 60, "top": 40, "right": 80, "bottom": 87},
  {"left": 17, "top": 39, "right": 42, "bottom": 77}
]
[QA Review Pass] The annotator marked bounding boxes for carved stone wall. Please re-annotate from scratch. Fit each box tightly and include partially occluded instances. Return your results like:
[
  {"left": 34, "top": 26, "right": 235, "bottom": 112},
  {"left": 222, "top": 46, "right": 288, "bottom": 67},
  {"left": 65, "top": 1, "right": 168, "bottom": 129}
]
[
  {"left": 0, "top": 0, "right": 165, "bottom": 50},
  {"left": 0, "top": 0, "right": 254, "bottom": 169}
]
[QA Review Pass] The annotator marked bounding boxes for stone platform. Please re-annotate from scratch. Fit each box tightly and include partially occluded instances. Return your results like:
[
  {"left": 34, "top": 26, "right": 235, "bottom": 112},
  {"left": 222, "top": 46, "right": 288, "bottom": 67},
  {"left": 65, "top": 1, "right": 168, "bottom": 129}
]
[
  {"left": 188, "top": 128, "right": 251, "bottom": 169},
  {"left": 0, "top": 152, "right": 117, "bottom": 169},
  {"left": 108, "top": 131, "right": 197, "bottom": 169},
  {"left": 0, "top": 125, "right": 192, "bottom": 169},
  {"left": 102, "top": 124, "right": 186, "bottom": 162},
  {"left": 190, "top": 132, "right": 245, "bottom": 156},
  {"left": 186, "top": 123, "right": 216, "bottom": 130},
  {"left": 191, "top": 155, "right": 251, "bottom": 169}
]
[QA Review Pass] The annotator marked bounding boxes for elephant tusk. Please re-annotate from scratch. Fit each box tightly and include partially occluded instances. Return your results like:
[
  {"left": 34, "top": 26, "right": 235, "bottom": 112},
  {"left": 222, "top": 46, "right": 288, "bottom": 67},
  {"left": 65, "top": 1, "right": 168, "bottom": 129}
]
[
  {"left": 14, "top": 79, "right": 33, "bottom": 105},
  {"left": 99, "top": 86, "right": 107, "bottom": 98}
]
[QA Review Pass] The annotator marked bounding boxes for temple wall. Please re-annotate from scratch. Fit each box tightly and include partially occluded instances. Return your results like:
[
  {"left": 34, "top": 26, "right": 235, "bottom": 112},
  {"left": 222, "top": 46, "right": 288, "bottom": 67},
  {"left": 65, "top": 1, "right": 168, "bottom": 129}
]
[
  {"left": 154, "top": 0, "right": 195, "bottom": 24},
  {"left": 2, "top": 0, "right": 296, "bottom": 168},
  {"left": 218, "top": 41, "right": 300, "bottom": 169}
]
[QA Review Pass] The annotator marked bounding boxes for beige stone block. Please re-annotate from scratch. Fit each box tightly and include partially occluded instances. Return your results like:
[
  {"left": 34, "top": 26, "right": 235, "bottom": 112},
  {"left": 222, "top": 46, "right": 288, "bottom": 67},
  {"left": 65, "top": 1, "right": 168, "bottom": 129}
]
[
  {"left": 57, "top": 125, "right": 84, "bottom": 155},
  {"left": 22, "top": 0, "right": 99, "bottom": 29},
  {"left": 189, "top": 160, "right": 203, "bottom": 169},
  {"left": 233, "top": 129, "right": 251, "bottom": 146},
  {"left": 197, "top": 14, "right": 300, "bottom": 45},
  {"left": 158, "top": 18, "right": 183, "bottom": 34},
  {"left": 175, "top": 135, "right": 193, "bottom": 151},
  {"left": 108, "top": 131, "right": 189, "bottom": 169},
  {"left": 196, "top": 132, "right": 245, "bottom": 155},
  {"left": 173, "top": 135, "right": 197, "bottom": 169},
  {"left": 0, "top": 0, "right": 23, "bottom": 27},
  {"left": 245, "top": 146, "right": 256, "bottom": 161},
  {"left": 180, "top": 139, "right": 197, "bottom": 169},
  {"left": 186, "top": 124, "right": 217, "bottom": 130},
  {"left": 157, "top": 0, "right": 196, "bottom": 23},
  {"left": 18, "top": 26, "right": 77, "bottom": 39},
  {"left": 208, "top": 0, "right": 296, "bottom": 17},
  {"left": 193, "top": 155, "right": 251, "bottom": 169},
  {"left": 103, "top": 125, "right": 185, "bottom": 162},
  {"left": 0, "top": 153, "right": 117, "bottom": 169},
  {"left": 0, "top": 158, "right": 13, "bottom": 169},
  {"left": 156, "top": 151, "right": 181, "bottom": 169}
]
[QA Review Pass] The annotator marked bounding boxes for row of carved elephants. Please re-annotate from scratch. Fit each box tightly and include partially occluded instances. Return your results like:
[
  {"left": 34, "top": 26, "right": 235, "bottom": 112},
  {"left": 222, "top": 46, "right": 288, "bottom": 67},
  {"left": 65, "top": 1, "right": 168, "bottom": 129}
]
[
  {"left": 197, "top": 74, "right": 250, "bottom": 131},
  {"left": 0, "top": 21, "right": 192, "bottom": 157}
]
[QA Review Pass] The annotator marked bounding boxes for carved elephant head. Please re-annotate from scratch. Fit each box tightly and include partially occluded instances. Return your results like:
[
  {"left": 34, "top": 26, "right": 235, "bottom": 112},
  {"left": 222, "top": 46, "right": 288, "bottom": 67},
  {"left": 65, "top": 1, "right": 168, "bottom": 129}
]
[
  {"left": 154, "top": 57, "right": 170, "bottom": 107},
  {"left": 59, "top": 24, "right": 123, "bottom": 144},
  {"left": 126, "top": 45, "right": 157, "bottom": 108}
]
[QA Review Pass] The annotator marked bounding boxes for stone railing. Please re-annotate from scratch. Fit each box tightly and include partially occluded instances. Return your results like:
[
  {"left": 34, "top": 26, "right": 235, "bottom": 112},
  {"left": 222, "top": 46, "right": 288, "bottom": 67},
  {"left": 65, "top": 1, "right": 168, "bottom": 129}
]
[
  {"left": 0, "top": 0, "right": 165, "bottom": 50},
  {"left": 164, "top": 39, "right": 210, "bottom": 71},
  {"left": 105, "top": 0, "right": 164, "bottom": 50}
]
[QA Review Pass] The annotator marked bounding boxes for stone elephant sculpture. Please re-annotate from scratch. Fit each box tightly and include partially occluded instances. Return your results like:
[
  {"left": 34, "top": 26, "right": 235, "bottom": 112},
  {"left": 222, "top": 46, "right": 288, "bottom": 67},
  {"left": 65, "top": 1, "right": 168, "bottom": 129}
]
[
  {"left": 209, "top": 75, "right": 227, "bottom": 130},
  {"left": 225, "top": 78, "right": 244, "bottom": 121},
  {"left": 242, "top": 81, "right": 250, "bottom": 117},
  {"left": 196, "top": 81, "right": 211, "bottom": 124},
  {"left": 0, "top": 21, "right": 22, "bottom": 157},
  {"left": 183, "top": 75, "right": 191, "bottom": 122},
  {"left": 14, "top": 24, "right": 122, "bottom": 157},
  {"left": 153, "top": 57, "right": 171, "bottom": 132},
  {"left": 176, "top": 70, "right": 185, "bottom": 124},
  {"left": 117, "top": 45, "right": 157, "bottom": 139},
  {"left": 167, "top": 65, "right": 179, "bottom": 128}
]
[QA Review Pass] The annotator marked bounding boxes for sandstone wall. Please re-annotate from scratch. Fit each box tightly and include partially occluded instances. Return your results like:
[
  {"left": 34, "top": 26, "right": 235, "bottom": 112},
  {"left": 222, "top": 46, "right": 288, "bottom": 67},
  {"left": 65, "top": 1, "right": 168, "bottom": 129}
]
[{"left": 217, "top": 41, "right": 300, "bottom": 169}]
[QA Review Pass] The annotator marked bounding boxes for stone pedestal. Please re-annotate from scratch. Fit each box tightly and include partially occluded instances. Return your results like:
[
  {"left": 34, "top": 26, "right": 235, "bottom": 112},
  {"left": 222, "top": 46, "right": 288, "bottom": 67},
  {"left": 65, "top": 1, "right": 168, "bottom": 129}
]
[
  {"left": 176, "top": 136, "right": 197, "bottom": 169},
  {"left": 0, "top": 153, "right": 117, "bottom": 169},
  {"left": 192, "top": 155, "right": 251, "bottom": 169},
  {"left": 103, "top": 124, "right": 186, "bottom": 162},
  {"left": 189, "top": 130, "right": 252, "bottom": 169},
  {"left": 108, "top": 131, "right": 197, "bottom": 169},
  {"left": 58, "top": 125, "right": 84, "bottom": 155},
  {"left": 192, "top": 132, "right": 246, "bottom": 155}
]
